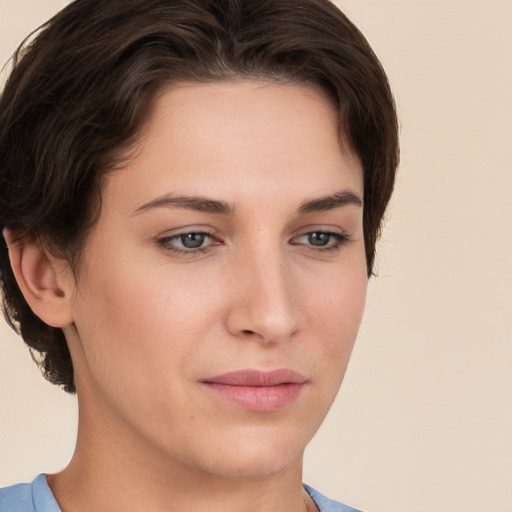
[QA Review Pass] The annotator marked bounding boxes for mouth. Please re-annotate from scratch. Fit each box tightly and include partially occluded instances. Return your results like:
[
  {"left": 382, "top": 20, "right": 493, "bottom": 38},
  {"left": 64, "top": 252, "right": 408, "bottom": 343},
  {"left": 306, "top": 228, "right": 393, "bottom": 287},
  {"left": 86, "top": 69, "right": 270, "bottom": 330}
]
[{"left": 201, "top": 369, "right": 308, "bottom": 412}]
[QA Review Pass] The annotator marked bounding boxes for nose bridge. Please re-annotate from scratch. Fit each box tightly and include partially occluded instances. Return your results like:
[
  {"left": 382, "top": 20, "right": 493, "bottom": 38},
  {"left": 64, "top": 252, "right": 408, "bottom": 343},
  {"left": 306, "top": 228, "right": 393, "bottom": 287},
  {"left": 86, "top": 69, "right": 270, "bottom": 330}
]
[{"left": 228, "top": 238, "right": 299, "bottom": 342}]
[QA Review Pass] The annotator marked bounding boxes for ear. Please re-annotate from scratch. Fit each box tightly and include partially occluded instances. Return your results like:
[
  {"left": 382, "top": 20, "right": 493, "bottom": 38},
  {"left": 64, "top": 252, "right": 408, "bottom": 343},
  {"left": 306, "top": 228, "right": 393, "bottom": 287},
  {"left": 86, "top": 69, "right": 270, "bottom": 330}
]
[{"left": 3, "top": 228, "right": 74, "bottom": 328}]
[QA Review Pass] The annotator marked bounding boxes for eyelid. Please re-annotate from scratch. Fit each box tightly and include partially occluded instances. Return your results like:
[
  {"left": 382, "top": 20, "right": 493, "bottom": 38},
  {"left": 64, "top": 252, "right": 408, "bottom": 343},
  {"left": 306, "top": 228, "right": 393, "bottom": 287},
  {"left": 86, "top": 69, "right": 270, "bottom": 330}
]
[{"left": 156, "top": 224, "right": 219, "bottom": 241}]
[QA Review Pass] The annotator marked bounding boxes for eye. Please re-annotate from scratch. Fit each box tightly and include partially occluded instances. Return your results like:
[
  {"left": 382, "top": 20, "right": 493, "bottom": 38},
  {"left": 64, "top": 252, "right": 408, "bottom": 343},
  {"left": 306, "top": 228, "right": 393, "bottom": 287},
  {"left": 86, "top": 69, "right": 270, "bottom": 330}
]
[
  {"left": 158, "top": 231, "right": 214, "bottom": 254},
  {"left": 306, "top": 232, "right": 332, "bottom": 247},
  {"left": 176, "top": 232, "right": 208, "bottom": 249},
  {"left": 291, "top": 230, "right": 348, "bottom": 251}
]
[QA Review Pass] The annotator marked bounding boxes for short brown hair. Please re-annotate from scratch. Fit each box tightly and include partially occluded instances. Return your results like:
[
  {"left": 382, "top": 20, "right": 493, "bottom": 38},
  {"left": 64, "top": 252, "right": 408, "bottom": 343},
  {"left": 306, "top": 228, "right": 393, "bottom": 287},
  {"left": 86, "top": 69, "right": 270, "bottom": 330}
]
[{"left": 0, "top": 0, "right": 399, "bottom": 392}]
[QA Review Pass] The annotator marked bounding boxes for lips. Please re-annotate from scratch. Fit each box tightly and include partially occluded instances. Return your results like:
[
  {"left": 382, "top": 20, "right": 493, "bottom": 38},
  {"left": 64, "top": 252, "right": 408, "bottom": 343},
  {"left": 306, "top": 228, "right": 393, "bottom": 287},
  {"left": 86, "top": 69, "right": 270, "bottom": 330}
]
[{"left": 202, "top": 369, "right": 307, "bottom": 412}]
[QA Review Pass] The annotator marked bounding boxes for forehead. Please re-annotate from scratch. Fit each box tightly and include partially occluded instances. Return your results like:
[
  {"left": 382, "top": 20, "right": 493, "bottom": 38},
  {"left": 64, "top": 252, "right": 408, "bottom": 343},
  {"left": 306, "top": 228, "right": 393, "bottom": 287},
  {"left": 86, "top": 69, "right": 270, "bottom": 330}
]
[{"left": 104, "top": 80, "right": 362, "bottom": 212}]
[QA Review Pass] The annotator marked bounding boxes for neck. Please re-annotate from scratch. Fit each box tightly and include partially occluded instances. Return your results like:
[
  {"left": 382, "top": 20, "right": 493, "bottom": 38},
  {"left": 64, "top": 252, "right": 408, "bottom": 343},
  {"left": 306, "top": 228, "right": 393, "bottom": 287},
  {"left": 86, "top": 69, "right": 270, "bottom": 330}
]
[{"left": 47, "top": 394, "right": 312, "bottom": 512}]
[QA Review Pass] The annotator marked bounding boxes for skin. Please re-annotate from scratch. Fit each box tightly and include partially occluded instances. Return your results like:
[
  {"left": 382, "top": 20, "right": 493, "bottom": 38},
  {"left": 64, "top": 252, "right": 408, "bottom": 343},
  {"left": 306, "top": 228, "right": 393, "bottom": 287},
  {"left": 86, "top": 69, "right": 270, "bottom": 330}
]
[{"left": 7, "top": 81, "right": 367, "bottom": 512}]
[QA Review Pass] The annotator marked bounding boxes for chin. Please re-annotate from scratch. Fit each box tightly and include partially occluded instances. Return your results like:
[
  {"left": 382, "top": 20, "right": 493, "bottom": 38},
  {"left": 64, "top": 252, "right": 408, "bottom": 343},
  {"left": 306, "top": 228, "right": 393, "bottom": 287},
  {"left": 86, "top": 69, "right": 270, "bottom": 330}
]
[
  {"left": 208, "top": 454, "right": 302, "bottom": 481},
  {"left": 196, "top": 428, "right": 308, "bottom": 481}
]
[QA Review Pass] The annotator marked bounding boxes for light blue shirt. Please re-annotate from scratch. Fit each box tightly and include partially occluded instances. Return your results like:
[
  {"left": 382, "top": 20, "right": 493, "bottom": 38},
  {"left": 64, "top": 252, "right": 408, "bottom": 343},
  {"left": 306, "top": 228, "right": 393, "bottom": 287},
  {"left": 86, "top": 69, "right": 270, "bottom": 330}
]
[{"left": 0, "top": 474, "right": 361, "bottom": 512}]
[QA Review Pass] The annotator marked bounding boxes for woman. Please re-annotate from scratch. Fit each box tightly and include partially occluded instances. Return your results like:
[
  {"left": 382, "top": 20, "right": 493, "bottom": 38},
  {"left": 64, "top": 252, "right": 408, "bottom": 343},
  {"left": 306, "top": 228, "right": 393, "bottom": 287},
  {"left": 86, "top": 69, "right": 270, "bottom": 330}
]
[{"left": 0, "top": 1, "right": 399, "bottom": 511}]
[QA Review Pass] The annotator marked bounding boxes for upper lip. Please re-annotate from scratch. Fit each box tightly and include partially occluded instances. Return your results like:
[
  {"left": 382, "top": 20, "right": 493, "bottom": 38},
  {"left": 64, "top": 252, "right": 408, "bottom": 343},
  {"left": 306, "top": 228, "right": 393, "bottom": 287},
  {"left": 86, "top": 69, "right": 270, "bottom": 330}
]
[{"left": 203, "top": 369, "right": 307, "bottom": 386}]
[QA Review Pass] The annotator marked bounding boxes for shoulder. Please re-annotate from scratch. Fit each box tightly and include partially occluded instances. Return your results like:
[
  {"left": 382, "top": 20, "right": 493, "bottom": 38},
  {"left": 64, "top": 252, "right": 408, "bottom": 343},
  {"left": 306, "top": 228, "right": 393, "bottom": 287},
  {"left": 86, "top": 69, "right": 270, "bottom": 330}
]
[
  {"left": 0, "top": 474, "right": 61, "bottom": 512},
  {"left": 304, "top": 484, "right": 363, "bottom": 512}
]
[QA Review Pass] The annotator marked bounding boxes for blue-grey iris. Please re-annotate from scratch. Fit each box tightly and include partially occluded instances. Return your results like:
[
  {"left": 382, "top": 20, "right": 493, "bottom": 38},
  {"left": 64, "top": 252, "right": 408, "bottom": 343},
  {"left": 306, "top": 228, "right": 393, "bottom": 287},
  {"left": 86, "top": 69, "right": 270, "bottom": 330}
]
[
  {"left": 181, "top": 233, "right": 205, "bottom": 248},
  {"left": 308, "top": 232, "right": 330, "bottom": 246}
]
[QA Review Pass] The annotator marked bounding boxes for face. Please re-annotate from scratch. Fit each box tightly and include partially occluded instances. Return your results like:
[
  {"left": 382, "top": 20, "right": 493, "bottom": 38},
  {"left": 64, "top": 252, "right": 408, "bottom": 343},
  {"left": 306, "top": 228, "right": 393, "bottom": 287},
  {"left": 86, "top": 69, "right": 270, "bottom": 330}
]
[{"left": 63, "top": 80, "right": 367, "bottom": 481}]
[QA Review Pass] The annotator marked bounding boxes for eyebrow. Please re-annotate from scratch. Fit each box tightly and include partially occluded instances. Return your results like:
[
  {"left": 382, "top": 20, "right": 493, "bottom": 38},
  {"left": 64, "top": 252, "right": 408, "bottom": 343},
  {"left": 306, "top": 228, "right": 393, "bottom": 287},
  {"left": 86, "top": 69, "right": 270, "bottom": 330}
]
[
  {"left": 132, "top": 194, "right": 235, "bottom": 216},
  {"left": 297, "top": 190, "right": 363, "bottom": 214},
  {"left": 132, "top": 189, "right": 362, "bottom": 217}
]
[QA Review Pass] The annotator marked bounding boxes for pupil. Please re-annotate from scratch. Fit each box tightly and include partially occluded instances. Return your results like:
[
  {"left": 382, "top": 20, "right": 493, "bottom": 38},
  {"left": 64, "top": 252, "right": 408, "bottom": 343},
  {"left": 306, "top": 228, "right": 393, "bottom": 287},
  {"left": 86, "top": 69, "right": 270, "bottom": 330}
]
[
  {"left": 308, "top": 232, "right": 330, "bottom": 246},
  {"left": 181, "top": 233, "right": 205, "bottom": 249}
]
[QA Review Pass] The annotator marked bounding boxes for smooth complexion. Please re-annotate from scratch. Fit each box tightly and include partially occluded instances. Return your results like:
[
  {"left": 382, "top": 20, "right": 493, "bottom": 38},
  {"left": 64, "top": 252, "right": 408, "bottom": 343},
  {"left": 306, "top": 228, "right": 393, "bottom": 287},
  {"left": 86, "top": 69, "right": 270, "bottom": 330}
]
[{"left": 13, "top": 81, "right": 367, "bottom": 512}]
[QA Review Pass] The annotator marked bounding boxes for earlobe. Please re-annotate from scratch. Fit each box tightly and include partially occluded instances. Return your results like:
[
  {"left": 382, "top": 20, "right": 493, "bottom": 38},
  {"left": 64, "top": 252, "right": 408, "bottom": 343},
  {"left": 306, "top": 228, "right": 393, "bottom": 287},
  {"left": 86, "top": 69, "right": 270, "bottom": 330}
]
[{"left": 3, "top": 228, "right": 74, "bottom": 328}]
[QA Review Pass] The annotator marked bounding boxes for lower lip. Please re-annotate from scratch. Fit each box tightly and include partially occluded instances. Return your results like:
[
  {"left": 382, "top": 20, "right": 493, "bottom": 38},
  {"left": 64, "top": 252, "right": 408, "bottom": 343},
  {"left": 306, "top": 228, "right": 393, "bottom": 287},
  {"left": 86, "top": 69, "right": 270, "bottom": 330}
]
[{"left": 203, "top": 382, "right": 305, "bottom": 412}]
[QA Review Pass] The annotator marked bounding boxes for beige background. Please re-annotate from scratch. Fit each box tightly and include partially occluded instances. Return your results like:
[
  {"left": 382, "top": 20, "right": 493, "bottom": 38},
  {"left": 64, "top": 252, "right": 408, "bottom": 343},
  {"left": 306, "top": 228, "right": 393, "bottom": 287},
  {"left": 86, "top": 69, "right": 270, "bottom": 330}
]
[{"left": 1, "top": 1, "right": 511, "bottom": 511}]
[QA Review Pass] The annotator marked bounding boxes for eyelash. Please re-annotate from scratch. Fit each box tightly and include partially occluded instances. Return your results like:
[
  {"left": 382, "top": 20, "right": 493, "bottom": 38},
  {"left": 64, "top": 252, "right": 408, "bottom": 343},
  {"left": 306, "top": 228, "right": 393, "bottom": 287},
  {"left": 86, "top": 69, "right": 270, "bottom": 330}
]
[
  {"left": 290, "top": 231, "right": 350, "bottom": 252},
  {"left": 157, "top": 231, "right": 215, "bottom": 256},
  {"left": 157, "top": 230, "right": 350, "bottom": 256}
]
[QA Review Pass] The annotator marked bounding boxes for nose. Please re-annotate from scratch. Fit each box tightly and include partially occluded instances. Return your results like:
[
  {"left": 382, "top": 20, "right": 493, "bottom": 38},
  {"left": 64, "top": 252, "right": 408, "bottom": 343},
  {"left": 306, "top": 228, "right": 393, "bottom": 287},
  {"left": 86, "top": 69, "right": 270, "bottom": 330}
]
[{"left": 225, "top": 247, "right": 300, "bottom": 344}]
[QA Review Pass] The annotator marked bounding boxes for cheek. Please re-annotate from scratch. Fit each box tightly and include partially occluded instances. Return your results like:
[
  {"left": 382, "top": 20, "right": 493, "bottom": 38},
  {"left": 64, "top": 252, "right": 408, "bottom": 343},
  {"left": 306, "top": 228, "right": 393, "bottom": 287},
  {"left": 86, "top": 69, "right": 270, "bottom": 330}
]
[
  {"left": 305, "top": 261, "right": 367, "bottom": 371},
  {"left": 72, "top": 252, "right": 222, "bottom": 379},
  {"left": 305, "top": 255, "right": 367, "bottom": 330},
  {"left": 70, "top": 263, "right": 208, "bottom": 435},
  {"left": 295, "top": 261, "right": 367, "bottom": 430}
]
